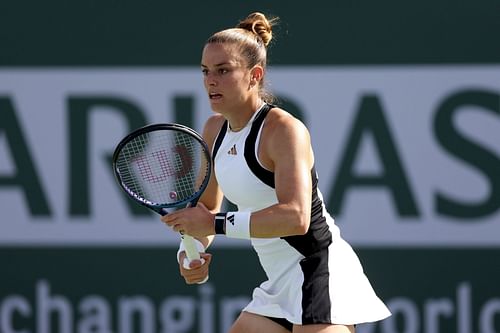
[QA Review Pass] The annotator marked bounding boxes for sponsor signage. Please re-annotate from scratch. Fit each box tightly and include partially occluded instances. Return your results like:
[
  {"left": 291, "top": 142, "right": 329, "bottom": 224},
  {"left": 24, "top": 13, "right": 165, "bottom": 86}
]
[
  {"left": 1, "top": 67, "right": 499, "bottom": 246},
  {"left": 1, "top": 248, "right": 499, "bottom": 333}
]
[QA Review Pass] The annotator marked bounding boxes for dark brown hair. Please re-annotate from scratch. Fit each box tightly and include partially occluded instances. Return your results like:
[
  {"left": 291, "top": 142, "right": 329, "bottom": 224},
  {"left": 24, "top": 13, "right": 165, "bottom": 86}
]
[{"left": 206, "top": 12, "right": 279, "bottom": 102}]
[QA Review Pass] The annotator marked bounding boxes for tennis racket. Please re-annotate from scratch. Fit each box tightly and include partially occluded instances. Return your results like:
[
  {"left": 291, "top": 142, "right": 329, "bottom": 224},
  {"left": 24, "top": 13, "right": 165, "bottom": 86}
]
[{"left": 112, "top": 123, "right": 211, "bottom": 282}]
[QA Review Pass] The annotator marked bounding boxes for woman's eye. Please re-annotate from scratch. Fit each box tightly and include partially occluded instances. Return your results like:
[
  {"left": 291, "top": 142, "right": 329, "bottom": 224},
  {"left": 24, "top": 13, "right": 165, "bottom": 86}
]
[
  {"left": 218, "top": 68, "right": 228, "bottom": 75},
  {"left": 201, "top": 69, "right": 208, "bottom": 75}
]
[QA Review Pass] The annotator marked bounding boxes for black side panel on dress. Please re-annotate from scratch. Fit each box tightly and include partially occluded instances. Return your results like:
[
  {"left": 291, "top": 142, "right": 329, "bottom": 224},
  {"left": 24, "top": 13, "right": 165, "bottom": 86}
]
[
  {"left": 212, "top": 121, "right": 228, "bottom": 162},
  {"left": 244, "top": 103, "right": 275, "bottom": 188}
]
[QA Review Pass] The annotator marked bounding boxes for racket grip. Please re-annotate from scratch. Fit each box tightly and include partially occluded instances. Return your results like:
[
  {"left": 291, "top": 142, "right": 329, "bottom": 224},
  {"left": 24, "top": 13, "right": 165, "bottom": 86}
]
[
  {"left": 181, "top": 234, "right": 209, "bottom": 284},
  {"left": 181, "top": 234, "right": 201, "bottom": 261}
]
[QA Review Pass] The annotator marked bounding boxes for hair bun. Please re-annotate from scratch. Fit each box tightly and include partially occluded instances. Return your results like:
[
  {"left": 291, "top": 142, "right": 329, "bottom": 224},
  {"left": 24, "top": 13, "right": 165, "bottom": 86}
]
[{"left": 237, "top": 12, "right": 277, "bottom": 47}]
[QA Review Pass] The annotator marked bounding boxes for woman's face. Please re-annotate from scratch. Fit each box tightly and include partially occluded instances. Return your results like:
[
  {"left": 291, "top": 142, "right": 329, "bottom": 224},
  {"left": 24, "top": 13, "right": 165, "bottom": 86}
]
[{"left": 201, "top": 42, "right": 253, "bottom": 112}]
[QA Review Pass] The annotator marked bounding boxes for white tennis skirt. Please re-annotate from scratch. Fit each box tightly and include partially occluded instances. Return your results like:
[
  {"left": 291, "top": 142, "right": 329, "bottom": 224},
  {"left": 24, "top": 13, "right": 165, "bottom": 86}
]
[{"left": 243, "top": 233, "right": 391, "bottom": 325}]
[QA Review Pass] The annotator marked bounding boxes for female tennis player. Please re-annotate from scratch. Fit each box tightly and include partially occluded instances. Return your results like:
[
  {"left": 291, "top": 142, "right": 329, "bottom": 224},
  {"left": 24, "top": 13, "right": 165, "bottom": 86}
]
[{"left": 162, "top": 12, "right": 391, "bottom": 333}]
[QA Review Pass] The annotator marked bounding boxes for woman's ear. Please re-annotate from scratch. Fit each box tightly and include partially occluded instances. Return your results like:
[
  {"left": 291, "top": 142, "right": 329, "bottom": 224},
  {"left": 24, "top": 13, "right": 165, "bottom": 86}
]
[{"left": 250, "top": 66, "right": 264, "bottom": 85}]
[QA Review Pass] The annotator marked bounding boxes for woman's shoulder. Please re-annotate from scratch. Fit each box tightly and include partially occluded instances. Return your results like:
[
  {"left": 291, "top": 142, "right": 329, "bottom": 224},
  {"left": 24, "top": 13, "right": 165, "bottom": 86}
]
[
  {"left": 265, "top": 105, "right": 309, "bottom": 137},
  {"left": 205, "top": 113, "right": 226, "bottom": 130},
  {"left": 202, "top": 114, "right": 226, "bottom": 146},
  {"left": 261, "top": 105, "right": 314, "bottom": 166}
]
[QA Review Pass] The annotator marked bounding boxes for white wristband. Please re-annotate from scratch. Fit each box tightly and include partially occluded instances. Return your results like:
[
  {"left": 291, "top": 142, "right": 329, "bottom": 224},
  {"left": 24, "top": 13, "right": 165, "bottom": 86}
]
[
  {"left": 224, "top": 212, "right": 251, "bottom": 239},
  {"left": 177, "top": 238, "right": 205, "bottom": 263}
]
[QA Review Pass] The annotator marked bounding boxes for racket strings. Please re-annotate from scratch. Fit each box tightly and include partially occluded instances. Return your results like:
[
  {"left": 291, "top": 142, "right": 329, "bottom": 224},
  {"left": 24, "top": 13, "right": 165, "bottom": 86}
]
[{"left": 116, "top": 130, "right": 209, "bottom": 206}]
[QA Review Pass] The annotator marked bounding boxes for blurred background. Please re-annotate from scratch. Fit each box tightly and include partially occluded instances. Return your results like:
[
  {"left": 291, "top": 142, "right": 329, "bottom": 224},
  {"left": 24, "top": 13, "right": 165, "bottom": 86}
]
[{"left": 1, "top": 1, "right": 499, "bottom": 332}]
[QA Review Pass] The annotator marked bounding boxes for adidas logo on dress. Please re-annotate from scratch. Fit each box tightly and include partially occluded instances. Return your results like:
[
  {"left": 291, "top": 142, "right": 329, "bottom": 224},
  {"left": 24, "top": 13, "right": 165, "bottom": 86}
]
[{"left": 228, "top": 144, "right": 237, "bottom": 155}]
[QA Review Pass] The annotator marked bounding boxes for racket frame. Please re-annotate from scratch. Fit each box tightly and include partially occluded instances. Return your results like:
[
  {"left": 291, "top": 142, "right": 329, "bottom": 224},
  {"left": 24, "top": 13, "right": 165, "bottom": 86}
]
[
  {"left": 112, "top": 123, "right": 211, "bottom": 282},
  {"left": 112, "top": 123, "right": 211, "bottom": 214}
]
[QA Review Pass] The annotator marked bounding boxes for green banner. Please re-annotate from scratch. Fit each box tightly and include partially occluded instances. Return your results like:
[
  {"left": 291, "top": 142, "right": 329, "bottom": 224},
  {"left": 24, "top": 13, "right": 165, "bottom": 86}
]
[
  {"left": 1, "top": 1, "right": 499, "bottom": 66},
  {"left": 1, "top": 247, "right": 499, "bottom": 333}
]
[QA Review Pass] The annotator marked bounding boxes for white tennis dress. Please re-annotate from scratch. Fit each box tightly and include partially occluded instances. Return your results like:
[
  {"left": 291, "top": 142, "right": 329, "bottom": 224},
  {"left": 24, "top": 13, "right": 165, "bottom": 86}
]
[{"left": 212, "top": 104, "right": 391, "bottom": 325}]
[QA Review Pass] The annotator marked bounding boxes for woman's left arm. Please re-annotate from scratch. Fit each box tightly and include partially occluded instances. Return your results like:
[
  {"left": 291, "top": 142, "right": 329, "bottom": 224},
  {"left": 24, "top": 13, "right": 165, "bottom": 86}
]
[{"left": 249, "top": 109, "right": 314, "bottom": 237}]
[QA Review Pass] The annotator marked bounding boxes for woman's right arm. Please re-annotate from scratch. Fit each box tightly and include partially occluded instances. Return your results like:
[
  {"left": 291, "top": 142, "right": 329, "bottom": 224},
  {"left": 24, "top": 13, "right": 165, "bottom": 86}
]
[{"left": 195, "top": 115, "right": 226, "bottom": 249}]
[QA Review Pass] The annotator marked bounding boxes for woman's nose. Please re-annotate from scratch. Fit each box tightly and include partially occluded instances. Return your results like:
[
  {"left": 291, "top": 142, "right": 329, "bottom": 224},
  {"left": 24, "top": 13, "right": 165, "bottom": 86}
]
[{"left": 206, "top": 76, "right": 217, "bottom": 86}]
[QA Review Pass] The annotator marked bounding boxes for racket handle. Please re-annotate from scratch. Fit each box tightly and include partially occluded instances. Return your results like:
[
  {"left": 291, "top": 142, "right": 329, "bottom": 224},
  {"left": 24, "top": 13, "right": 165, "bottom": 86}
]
[
  {"left": 181, "top": 234, "right": 209, "bottom": 284},
  {"left": 178, "top": 202, "right": 200, "bottom": 262},
  {"left": 181, "top": 234, "right": 201, "bottom": 261}
]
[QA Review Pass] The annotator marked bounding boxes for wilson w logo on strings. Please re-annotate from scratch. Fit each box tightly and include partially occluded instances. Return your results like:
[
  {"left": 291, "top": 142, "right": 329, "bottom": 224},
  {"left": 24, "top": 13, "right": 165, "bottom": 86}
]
[{"left": 133, "top": 146, "right": 193, "bottom": 183}]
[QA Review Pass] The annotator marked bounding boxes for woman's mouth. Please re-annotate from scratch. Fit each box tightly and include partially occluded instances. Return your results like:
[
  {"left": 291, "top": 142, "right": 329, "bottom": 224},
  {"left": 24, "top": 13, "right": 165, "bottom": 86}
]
[{"left": 209, "top": 92, "right": 223, "bottom": 100}]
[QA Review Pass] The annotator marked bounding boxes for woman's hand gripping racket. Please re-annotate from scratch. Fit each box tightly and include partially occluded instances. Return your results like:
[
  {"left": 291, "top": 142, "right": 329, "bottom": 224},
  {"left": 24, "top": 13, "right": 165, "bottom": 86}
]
[{"left": 112, "top": 123, "right": 211, "bottom": 283}]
